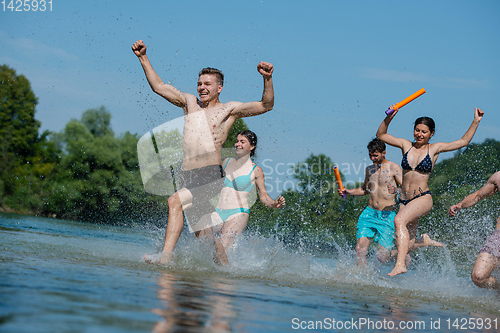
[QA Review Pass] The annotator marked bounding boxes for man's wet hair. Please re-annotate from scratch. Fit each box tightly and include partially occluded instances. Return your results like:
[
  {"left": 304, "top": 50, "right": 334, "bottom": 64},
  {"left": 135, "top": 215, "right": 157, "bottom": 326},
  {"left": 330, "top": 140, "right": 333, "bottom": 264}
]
[
  {"left": 199, "top": 67, "right": 224, "bottom": 86},
  {"left": 367, "top": 138, "right": 386, "bottom": 153}
]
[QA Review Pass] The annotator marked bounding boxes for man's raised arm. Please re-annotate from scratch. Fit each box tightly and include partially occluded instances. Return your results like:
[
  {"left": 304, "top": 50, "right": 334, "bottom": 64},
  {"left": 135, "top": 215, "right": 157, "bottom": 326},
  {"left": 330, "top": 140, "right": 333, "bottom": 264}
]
[
  {"left": 132, "top": 40, "right": 187, "bottom": 108},
  {"left": 232, "top": 61, "right": 274, "bottom": 117},
  {"left": 448, "top": 171, "right": 500, "bottom": 217}
]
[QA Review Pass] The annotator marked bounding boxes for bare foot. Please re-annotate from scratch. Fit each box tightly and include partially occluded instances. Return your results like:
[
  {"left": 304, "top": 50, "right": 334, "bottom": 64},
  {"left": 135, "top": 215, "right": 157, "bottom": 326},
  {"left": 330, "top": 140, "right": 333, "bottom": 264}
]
[
  {"left": 144, "top": 252, "right": 172, "bottom": 265},
  {"left": 388, "top": 264, "right": 407, "bottom": 276},
  {"left": 422, "top": 234, "right": 444, "bottom": 248}
]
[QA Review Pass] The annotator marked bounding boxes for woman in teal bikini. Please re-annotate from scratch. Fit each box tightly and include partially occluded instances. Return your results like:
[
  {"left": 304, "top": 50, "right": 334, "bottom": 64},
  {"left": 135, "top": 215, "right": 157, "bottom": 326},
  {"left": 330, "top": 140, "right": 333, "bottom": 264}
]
[
  {"left": 212, "top": 130, "right": 285, "bottom": 263},
  {"left": 377, "top": 107, "right": 484, "bottom": 276}
]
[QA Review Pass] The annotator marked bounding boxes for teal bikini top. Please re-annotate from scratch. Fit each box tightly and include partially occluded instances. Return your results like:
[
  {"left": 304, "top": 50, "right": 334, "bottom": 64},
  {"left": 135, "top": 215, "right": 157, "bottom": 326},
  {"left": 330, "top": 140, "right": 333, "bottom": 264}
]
[{"left": 223, "top": 158, "right": 257, "bottom": 192}]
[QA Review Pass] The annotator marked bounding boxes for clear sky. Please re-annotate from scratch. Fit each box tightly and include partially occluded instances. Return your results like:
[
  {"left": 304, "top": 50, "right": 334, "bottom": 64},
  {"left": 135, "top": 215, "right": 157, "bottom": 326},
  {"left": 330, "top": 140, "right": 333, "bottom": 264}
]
[{"left": 1, "top": 0, "right": 499, "bottom": 195}]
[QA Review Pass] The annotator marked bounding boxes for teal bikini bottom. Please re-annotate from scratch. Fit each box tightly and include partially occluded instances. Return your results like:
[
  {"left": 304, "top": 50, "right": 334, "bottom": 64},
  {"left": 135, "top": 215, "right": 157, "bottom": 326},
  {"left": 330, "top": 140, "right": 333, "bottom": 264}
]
[{"left": 215, "top": 207, "right": 250, "bottom": 223}]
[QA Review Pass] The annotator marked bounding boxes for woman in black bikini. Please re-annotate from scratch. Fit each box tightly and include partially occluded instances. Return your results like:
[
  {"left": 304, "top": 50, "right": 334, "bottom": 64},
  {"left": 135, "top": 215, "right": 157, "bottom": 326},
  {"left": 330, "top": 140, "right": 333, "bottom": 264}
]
[{"left": 377, "top": 106, "right": 484, "bottom": 276}]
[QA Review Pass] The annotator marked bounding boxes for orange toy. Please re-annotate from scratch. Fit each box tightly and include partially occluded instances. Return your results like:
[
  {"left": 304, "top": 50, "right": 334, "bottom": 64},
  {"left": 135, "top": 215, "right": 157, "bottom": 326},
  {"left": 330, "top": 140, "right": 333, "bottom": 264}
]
[
  {"left": 386, "top": 88, "right": 426, "bottom": 115},
  {"left": 333, "top": 166, "right": 346, "bottom": 198}
]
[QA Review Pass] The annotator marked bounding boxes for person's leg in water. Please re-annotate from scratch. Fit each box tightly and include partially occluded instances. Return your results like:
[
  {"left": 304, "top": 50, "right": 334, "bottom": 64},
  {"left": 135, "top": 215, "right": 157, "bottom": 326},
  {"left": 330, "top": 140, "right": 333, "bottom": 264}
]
[
  {"left": 387, "top": 233, "right": 444, "bottom": 266},
  {"left": 377, "top": 245, "right": 413, "bottom": 268},
  {"left": 193, "top": 209, "right": 250, "bottom": 266},
  {"left": 355, "top": 207, "right": 381, "bottom": 266},
  {"left": 389, "top": 194, "right": 433, "bottom": 276},
  {"left": 372, "top": 210, "right": 396, "bottom": 264},
  {"left": 412, "top": 233, "right": 444, "bottom": 249},
  {"left": 144, "top": 188, "right": 191, "bottom": 264},
  {"left": 377, "top": 246, "right": 393, "bottom": 263},
  {"left": 146, "top": 165, "right": 225, "bottom": 265},
  {"left": 471, "top": 252, "right": 500, "bottom": 290},
  {"left": 195, "top": 225, "right": 229, "bottom": 266},
  {"left": 210, "top": 212, "right": 249, "bottom": 266},
  {"left": 355, "top": 237, "right": 372, "bottom": 266},
  {"left": 218, "top": 212, "right": 249, "bottom": 250},
  {"left": 471, "top": 229, "right": 500, "bottom": 290}
]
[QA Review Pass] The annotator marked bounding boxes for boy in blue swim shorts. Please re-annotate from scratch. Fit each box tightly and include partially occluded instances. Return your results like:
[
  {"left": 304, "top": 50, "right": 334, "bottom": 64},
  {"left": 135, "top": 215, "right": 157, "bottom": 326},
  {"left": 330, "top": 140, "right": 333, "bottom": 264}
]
[
  {"left": 339, "top": 138, "right": 443, "bottom": 265},
  {"left": 339, "top": 138, "right": 402, "bottom": 265}
]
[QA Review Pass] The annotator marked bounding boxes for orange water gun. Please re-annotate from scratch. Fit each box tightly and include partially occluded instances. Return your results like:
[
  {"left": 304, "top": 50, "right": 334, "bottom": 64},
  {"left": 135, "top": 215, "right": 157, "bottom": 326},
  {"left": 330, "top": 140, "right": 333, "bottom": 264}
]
[
  {"left": 333, "top": 166, "right": 346, "bottom": 198},
  {"left": 385, "top": 88, "right": 426, "bottom": 115}
]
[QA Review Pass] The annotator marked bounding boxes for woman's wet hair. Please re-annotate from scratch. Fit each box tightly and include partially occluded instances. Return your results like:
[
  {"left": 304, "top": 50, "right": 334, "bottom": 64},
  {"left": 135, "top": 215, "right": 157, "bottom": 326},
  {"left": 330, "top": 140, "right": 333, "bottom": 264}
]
[
  {"left": 238, "top": 130, "right": 257, "bottom": 157},
  {"left": 414, "top": 116, "right": 435, "bottom": 134}
]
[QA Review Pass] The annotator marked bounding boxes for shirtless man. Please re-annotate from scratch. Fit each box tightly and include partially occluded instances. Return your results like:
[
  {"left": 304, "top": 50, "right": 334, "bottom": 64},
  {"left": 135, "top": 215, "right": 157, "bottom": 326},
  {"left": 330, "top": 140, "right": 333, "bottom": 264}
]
[
  {"left": 449, "top": 171, "right": 500, "bottom": 290},
  {"left": 132, "top": 40, "right": 274, "bottom": 264},
  {"left": 339, "top": 138, "right": 442, "bottom": 266}
]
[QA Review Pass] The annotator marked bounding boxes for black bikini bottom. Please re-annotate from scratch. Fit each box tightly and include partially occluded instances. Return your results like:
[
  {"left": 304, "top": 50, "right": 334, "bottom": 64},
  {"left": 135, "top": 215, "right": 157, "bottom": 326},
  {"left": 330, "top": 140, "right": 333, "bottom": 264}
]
[{"left": 399, "top": 190, "right": 431, "bottom": 206}]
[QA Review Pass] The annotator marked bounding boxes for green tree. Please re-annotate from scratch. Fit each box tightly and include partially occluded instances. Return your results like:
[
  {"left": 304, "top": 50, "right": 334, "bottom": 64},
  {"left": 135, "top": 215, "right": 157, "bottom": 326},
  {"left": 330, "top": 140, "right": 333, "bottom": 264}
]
[
  {"left": 46, "top": 106, "right": 169, "bottom": 223},
  {"left": 51, "top": 108, "right": 119, "bottom": 220},
  {"left": 81, "top": 106, "right": 114, "bottom": 137},
  {"left": 0, "top": 65, "right": 61, "bottom": 212},
  {"left": 223, "top": 118, "right": 248, "bottom": 149},
  {"left": 0, "top": 65, "right": 40, "bottom": 164},
  {"left": 0, "top": 65, "right": 40, "bottom": 197}
]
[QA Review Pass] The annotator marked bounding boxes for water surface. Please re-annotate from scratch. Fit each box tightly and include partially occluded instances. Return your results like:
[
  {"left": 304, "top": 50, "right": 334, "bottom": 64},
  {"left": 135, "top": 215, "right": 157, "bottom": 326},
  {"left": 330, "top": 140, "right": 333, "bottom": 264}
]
[{"left": 1, "top": 213, "right": 499, "bottom": 332}]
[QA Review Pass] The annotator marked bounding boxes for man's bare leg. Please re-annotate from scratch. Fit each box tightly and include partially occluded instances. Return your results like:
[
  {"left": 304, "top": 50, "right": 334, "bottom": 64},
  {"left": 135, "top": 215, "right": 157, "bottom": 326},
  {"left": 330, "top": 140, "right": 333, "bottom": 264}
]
[
  {"left": 145, "top": 191, "right": 185, "bottom": 265},
  {"left": 471, "top": 252, "right": 500, "bottom": 290},
  {"left": 355, "top": 237, "right": 371, "bottom": 266}
]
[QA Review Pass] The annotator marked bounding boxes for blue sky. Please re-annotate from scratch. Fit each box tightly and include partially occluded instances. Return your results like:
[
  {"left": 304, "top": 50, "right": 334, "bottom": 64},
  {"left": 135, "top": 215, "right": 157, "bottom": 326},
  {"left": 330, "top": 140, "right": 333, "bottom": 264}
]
[{"left": 1, "top": 0, "right": 499, "bottom": 195}]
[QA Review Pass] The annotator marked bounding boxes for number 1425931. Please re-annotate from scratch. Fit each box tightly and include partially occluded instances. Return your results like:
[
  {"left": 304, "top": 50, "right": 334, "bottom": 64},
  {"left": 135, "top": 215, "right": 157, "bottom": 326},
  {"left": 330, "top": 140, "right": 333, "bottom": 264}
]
[{"left": 2, "top": 0, "right": 52, "bottom": 11}]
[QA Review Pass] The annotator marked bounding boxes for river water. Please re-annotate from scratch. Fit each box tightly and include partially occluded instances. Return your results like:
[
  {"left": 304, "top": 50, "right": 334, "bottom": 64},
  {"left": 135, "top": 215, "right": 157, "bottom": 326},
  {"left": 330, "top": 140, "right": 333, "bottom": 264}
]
[{"left": 1, "top": 212, "right": 499, "bottom": 332}]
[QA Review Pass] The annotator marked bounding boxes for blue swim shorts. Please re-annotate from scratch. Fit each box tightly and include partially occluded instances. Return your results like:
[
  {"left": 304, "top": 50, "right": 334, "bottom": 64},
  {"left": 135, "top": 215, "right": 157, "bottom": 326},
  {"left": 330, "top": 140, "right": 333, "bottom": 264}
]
[{"left": 356, "top": 206, "right": 396, "bottom": 250}]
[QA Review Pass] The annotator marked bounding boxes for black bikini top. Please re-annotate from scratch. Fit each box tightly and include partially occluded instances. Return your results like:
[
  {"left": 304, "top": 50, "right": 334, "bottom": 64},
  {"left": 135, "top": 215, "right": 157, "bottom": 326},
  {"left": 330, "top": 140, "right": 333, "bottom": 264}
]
[{"left": 401, "top": 145, "right": 433, "bottom": 173}]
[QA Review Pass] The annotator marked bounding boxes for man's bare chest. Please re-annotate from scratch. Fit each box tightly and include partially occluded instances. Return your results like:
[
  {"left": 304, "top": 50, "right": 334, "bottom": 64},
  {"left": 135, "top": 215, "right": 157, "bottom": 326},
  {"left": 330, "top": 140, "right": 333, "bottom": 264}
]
[{"left": 185, "top": 105, "right": 233, "bottom": 134}]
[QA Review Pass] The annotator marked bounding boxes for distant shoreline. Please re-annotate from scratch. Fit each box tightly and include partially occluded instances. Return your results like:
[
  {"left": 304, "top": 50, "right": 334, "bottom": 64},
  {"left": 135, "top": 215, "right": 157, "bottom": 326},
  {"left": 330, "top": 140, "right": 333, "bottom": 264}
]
[{"left": 0, "top": 205, "right": 57, "bottom": 219}]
